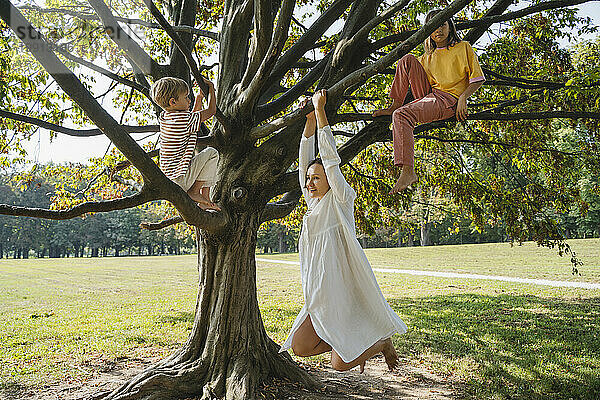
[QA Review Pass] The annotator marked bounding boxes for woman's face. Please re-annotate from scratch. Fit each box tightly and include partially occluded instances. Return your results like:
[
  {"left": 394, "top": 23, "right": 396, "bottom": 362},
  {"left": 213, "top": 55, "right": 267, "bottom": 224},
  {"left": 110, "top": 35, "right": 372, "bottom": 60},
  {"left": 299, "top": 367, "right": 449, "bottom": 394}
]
[
  {"left": 430, "top": 21, "right": 450, "bottom": 47},
  {"left": 306, "top": 163, "right": 330, "bottom": 199}
]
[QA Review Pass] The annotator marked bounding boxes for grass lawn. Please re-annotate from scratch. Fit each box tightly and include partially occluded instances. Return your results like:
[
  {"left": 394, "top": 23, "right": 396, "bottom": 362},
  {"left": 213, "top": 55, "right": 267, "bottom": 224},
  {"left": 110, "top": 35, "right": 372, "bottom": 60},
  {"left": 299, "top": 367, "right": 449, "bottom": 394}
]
[
  {"left": 257, "top": 238, "right": 600, "bottom": 282},
  {"left": 1, "top": 239, "right": 600, "bottom": 399}
]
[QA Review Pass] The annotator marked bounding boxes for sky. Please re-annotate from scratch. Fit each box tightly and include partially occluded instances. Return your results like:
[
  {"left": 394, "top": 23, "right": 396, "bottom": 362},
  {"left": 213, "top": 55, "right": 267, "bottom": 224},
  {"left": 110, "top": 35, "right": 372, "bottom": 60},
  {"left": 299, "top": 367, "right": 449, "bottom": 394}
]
[{"left": 19, "top": 2, "right": 600, "bottom": 165}]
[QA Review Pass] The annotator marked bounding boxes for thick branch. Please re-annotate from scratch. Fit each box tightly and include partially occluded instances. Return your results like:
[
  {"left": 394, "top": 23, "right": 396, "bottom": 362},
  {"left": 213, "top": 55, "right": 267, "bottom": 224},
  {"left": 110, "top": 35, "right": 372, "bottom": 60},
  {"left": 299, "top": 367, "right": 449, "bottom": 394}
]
[
  {"left": 87, "top": 0, "right": 162, "bottom": 78},
  {"left": 459, "top": 0, "right": 592, "bottom": 28},
  {"left": 462, "top": 0, "right": 513, "bottom": 44},
  {"left": 239, "top": 0, "right": 295, "bottom": 111},
  {"left": 19, "top": 5, "right": 219, "bottom": 40},
  {"left": 240, "top": 0, "right": 276, "bottom": 89},
  {"left": 256, "top": 53, "right": 331, "bottom": 122},
  {"left": 260, "top": 190, "right": 301, "bottom": 223},
  {"left": 334, "top": 0, "right": 410, "bottom": 62},
  {"left": 0, "top": 189, "right": 157, "bottom": 220},
  {"left": 338, "top": 110, "right": 600, "bottom": 124},
  {"left": 0, "top": 109, "right": 158, "bottom": 137}
]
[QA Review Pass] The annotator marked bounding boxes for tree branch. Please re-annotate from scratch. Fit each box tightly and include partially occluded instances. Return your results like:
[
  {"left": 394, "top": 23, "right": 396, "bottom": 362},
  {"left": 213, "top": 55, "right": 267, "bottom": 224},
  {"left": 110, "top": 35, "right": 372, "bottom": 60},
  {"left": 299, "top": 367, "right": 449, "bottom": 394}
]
[
  {"left": 256, "top": 53, "right": 331, "bottom": 123},
  {"left": 143, "top": 0, "right": 231, "bottom": 135},
  {"left": 337, "top": 110, "right": 600, "bottom": 124},
  {"left": 371, "top": 0, "right": 594, "bottom": 51},
  {"left": 239, "top": 0, "right": 295, "bottom": 112},
  {"left": 141, "top": 216, "right": 184, "bottom": 230},
  {"left": 87, "top": 0, "right": 163, "bottom": 79},
  {"left": 260, "top": 190, "right": 301, "bottom": 223},
  {"left": 0, "top": 188, "right": 157, "bottom": 220},
  {"left": 0, "top": 109, "right": 159, "bottom": 137},
  {"left": 51, "top": 43, "right": 150, "bottom": 95},
  {"left": 263, "top": 0, "right": 355, "bottom": 92},
  {"left": 461, "top": 0, "right": 513, "bottom": 44},
  {"left": 19, "top": 5, "right": 219, "bottom": 40},
  {"left": 1, "top": 2, "right": 227, "bottom": 233}
]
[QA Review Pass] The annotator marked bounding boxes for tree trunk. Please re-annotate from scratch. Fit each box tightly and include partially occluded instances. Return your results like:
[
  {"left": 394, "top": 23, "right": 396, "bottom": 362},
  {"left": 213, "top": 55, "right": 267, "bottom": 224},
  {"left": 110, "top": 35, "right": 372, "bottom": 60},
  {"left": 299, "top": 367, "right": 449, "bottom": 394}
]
[
  {"left": 103, "top": 213, "right": 316, "bottom": 400},
  {"left": 420, "top": 222, "right": 431, "bottom": 246},
  {"left": 278, "top": 229, "right": 286, "bottom": 253}
]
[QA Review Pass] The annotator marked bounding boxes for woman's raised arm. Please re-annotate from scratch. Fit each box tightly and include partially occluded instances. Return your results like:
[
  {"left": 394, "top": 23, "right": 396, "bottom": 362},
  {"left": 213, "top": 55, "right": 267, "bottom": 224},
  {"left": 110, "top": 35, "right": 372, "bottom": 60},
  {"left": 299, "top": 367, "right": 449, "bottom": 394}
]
[{"left": 312, "top": 90, "right": 355, "bottom": 203}]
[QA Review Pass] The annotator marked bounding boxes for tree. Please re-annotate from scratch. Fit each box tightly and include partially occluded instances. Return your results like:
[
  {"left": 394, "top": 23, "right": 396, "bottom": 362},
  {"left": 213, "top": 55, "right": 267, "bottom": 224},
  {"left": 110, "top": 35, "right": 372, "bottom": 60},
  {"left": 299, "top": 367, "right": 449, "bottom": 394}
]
[{"left": 1, "top": 0, "right": 599, "bottom": 398}]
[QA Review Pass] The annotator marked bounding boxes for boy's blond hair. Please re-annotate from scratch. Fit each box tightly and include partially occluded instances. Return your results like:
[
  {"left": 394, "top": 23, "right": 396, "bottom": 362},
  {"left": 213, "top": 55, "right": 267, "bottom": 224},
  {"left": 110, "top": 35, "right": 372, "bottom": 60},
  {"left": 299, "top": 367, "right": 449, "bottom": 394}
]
[{"left": 150, "top": 77, "right": 189, "bottom": 109}]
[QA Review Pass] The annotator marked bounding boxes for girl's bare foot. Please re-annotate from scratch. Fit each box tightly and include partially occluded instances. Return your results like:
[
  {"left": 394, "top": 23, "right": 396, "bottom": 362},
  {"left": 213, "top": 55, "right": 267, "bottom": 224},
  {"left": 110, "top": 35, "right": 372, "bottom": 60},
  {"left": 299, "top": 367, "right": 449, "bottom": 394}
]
[
  {"left": 381, "top": 338, "right": 399, "bottom": 371},
  {"left": 389, "top": 167, "right": 417, "bottom": 194}
]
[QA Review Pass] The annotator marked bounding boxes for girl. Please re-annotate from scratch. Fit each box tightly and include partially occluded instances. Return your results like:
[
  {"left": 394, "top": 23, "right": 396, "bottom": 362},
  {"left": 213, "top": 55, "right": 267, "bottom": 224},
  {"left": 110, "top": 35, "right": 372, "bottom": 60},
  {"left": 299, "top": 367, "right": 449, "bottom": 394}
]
[
  {"left": 373, "top": 10, "right": 486, "bottom": 193},
  {"left": 279, "top": 90, "right": 407, "bottom": 373}
]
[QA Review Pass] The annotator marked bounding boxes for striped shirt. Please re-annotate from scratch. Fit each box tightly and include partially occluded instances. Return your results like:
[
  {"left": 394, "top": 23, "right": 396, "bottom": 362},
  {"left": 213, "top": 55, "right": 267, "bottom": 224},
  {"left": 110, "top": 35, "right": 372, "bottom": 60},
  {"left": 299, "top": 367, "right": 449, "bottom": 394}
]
[{"left": 158, "top": 110, "right": 202, "bottom": 179}]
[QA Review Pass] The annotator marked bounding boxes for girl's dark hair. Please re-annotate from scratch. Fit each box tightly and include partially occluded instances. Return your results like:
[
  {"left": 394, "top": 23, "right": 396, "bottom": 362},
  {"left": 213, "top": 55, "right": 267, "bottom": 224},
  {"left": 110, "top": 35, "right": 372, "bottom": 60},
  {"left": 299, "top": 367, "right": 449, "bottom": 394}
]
[{"left": 423, "top": 9, "right": 461, "bottom": 54}]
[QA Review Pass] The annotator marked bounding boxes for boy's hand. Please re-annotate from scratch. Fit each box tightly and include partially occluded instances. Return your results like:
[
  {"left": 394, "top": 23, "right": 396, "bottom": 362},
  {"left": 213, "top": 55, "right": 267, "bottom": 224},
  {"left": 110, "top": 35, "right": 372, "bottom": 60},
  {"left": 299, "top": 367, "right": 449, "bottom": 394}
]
[
  {"left": 300, "top": 97, "right": 315, "bottom": 121},
  {"left": 312, "top": 89, "right": 326, "bottom": 111}
]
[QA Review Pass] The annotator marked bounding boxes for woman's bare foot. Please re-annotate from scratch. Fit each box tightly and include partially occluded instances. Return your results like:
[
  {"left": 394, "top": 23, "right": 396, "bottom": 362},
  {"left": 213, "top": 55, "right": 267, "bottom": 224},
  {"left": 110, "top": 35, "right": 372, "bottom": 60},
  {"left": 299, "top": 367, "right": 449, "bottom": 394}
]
[
  {"left": 381, "top": 338, "right": 399, "bottom": 371},
  {"left": 389, "top": 167, "right": 417, "bottom": 194}
]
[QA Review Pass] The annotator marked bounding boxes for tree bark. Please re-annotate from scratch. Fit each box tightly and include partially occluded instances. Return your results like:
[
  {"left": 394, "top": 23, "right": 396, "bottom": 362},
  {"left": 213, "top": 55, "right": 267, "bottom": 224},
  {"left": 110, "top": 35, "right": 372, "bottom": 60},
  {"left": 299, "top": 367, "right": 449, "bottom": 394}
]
[{"left": 103, "top": 212, "right": 316, "bottom": 400}]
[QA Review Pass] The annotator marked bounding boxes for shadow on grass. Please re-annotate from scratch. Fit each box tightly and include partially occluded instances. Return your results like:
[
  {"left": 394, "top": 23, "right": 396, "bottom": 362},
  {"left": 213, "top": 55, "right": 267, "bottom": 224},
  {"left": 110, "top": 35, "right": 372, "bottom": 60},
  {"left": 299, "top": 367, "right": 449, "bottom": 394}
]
[
  {"left": 388, "top": 294, "right": 600, "bottom": 400},
  {"left": 157, "top": 311, "right": 194, "bottom": 325}
]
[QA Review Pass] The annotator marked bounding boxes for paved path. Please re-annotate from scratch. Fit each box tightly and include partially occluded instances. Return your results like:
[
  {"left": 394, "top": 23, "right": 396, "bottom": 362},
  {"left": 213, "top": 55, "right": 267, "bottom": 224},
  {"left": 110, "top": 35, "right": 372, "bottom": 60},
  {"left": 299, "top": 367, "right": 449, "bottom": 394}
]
[{"left": 256, "top": 258, "right": 600, "bottom": 290}]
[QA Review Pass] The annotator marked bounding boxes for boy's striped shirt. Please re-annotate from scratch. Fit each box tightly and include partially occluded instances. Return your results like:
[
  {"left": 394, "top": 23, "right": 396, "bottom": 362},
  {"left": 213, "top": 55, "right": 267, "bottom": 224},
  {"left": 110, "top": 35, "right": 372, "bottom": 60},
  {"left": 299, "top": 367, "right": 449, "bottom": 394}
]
[{"left": 158, "top": 110, "right": 202, "bottom": 179}]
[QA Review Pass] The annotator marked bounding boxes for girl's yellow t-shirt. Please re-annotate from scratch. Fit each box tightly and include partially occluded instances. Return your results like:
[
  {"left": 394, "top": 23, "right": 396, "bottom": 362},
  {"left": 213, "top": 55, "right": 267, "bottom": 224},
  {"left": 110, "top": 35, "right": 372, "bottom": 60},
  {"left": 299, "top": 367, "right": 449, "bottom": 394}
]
[{"left": 418, "top": 41, "right": 485, "bottom": 98}]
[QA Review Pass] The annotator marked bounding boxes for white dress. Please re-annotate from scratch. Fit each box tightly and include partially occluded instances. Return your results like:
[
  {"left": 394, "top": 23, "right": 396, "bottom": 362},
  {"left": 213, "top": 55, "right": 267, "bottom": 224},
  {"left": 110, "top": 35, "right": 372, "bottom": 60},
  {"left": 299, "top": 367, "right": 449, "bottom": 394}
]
[{"left": 279, "top": 126, "right": 407, "bottom": 363}]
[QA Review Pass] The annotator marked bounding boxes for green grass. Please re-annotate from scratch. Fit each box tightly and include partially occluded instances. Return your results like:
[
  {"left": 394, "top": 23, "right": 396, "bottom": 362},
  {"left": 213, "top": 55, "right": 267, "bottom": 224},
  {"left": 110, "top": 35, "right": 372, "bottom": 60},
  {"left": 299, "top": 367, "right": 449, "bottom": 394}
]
[
  {"left": 1, "top": 240, "right": 600, "bottom": 399},
  {"left": 257, "top": 238, "right": 600, "bottom": 282}
]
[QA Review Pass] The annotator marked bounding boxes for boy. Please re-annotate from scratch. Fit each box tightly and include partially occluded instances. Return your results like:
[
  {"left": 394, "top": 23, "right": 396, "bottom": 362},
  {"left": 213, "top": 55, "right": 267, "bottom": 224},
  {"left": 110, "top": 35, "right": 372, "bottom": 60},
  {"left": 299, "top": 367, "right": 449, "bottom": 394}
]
[{"left": 150, "top": 77, "right": 220, "bottom": 210}]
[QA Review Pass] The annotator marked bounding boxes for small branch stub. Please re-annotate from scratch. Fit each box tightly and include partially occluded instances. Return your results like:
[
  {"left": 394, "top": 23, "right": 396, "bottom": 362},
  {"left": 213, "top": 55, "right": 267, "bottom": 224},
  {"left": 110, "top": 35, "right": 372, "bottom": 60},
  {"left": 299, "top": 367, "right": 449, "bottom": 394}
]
[{"left": 232, "top": 186, "right": 248, "bottom": 200}]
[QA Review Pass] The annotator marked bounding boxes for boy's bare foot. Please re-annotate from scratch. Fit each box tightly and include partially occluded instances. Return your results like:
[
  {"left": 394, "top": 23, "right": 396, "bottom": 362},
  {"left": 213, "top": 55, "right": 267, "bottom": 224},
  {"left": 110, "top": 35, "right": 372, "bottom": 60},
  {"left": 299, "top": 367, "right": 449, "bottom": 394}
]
[
  {"left": 189, "top": 193, "right": 221, "bottom": 211},
  {"left": 381, "top": 338, "right": 399, "bottom": 371},
  {"left": 389, "top": 168, "right": 417, "bottom": 194}
]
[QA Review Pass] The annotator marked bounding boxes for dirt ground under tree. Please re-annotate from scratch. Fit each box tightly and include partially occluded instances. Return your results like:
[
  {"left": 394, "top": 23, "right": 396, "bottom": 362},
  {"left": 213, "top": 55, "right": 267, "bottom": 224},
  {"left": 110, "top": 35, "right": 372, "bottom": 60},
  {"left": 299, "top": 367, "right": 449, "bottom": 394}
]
[{"left": 3, "top": 354, "right": 461, "bottom": 400}]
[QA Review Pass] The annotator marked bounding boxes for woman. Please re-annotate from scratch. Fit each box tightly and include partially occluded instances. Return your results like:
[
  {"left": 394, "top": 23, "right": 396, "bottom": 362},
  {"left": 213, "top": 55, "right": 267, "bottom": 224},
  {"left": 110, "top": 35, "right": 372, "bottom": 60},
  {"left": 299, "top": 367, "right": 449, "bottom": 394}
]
[{"left": 279, "top": 90, "right": 407, "bottom": 372}]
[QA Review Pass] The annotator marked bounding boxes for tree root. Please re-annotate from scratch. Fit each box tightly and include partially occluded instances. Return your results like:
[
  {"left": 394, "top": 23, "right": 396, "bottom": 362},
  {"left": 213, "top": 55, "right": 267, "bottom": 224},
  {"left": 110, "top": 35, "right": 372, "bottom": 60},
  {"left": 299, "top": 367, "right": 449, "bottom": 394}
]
[{"left": 94, "top": 347, "right": 320, "bottom": 400}]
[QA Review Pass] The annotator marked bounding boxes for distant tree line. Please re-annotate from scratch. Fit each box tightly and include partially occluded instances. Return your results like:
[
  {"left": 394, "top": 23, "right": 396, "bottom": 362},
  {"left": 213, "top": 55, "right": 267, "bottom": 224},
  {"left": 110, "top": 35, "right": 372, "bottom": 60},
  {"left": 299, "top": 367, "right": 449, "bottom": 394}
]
[
  {"left": 2, "top": 160, "right": 597, "bottom": 257},
  {"left": 0, "top": 180, "right": 194, "bottom": 258}
]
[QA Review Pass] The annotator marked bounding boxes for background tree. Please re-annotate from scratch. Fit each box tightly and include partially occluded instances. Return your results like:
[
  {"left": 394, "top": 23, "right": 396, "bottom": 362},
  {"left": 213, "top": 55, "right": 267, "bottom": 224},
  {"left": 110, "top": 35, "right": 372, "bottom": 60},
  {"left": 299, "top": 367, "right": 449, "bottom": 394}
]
[{"left": 1, "top": 0, "right": 599, "bottom": 398}]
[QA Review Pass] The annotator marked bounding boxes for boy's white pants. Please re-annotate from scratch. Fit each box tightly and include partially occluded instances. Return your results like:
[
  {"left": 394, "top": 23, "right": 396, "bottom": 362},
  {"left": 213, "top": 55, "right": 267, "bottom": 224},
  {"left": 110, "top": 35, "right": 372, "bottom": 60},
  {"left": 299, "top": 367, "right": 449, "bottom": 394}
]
[{"left": 172, "top": 147, "right": 219, "bottom": 191}]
